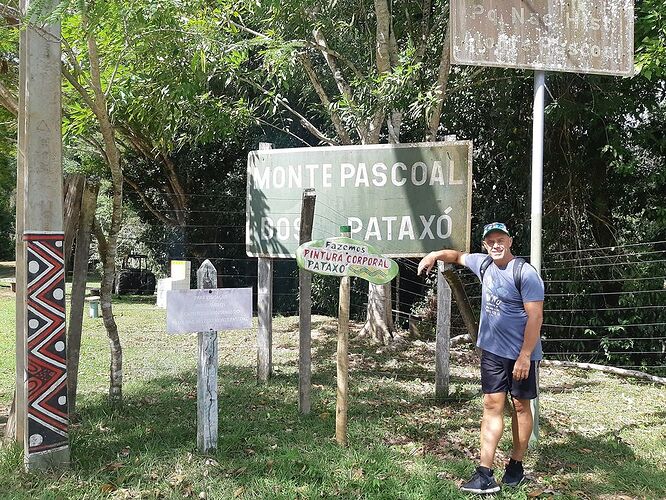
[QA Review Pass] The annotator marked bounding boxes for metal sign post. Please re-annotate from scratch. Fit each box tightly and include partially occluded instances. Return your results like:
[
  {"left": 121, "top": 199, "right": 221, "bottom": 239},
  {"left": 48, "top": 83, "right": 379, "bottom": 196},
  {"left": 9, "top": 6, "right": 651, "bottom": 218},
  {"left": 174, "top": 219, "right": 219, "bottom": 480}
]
[{"left": 530, "top": 70, "right": 545, "bottom": 444}]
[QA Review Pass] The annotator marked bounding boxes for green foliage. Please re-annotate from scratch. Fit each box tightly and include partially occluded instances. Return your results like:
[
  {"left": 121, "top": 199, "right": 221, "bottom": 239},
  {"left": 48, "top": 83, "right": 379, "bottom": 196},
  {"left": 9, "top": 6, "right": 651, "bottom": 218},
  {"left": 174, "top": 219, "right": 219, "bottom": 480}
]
[
  {"left": 92, "top": 180, "right": 154, "bottom": 271},
  {"left": 58, "top": 0, "right": 251, "bottom": 156},
  {"left": 310, "top": 273, "right": 368, "bottom": 319},
  {"left": 122, "top": 140, "right": 247, "bottom": 263},
  {"left": 635, "top": 0, "right": 666, "bottom": 80},
  {"left": 0, "top": 108, "right": 16, "bottom": 260},
  {"left": 0, "top": 143, "right": 15, "bottom": 260},
  {"left": 541, "top": 243, "right": 666, "bottom": 373},
  {"left": 218, "top": 0, "right": 451, "bottom": 143}
]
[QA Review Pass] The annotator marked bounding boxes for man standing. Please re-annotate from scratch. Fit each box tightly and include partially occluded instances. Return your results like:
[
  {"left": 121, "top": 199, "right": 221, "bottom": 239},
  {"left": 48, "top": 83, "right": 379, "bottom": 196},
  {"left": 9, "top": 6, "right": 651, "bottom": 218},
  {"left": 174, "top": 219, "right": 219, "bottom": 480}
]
[{"left": 417, "top": 222, "right": 544, "bottom": 494}]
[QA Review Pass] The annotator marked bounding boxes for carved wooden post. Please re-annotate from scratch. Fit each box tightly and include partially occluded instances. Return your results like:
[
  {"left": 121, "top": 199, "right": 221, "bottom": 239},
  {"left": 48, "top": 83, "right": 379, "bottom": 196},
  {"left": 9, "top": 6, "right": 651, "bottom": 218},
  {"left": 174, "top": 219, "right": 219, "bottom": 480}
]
[
  {"left": 17, "top": 0, "right": 69, "bottom": 470},
  {"left": 435, "top": 261, "right": 452, "bottom": 401},
  {"left": 257, "top": 142, "right": 273, "bottom": 382},
  {"left": 336, "top": 226, "right": 351, "bottom": 446},
  {"left": 298, "top": 189, "right": 316, "bottom": 414},
  {"left": 197, "top": 260, "right": 218, "bottom": 453}
]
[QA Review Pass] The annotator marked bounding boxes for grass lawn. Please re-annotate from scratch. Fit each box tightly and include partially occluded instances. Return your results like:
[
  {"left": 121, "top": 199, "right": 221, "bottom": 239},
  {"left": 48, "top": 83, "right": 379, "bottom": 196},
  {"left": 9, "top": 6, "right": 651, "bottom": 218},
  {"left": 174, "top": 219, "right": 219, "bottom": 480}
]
[{"left": 0, "top": 286, "right": 664, "bottom": 499}]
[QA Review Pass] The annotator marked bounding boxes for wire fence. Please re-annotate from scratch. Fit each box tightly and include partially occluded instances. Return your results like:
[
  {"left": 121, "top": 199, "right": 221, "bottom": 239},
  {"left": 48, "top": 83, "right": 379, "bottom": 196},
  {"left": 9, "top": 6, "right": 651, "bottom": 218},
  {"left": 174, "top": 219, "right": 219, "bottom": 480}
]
[{"left": 113, "top": 191, "right": 666, "bottom": 376}]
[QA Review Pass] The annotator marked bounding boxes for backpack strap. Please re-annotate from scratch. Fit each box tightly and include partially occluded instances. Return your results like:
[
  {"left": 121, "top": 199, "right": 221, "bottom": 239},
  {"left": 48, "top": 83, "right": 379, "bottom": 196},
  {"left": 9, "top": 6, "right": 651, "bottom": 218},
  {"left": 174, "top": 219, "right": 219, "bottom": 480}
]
[
  {"left": 481, "top": 256, "right": 533, "bottom": 295},
  {"left": 479, "top": 255, "right": 493, "bottom": 282},
  {"left": 513, "top": 257, "right": 526, "bottom": 294}
]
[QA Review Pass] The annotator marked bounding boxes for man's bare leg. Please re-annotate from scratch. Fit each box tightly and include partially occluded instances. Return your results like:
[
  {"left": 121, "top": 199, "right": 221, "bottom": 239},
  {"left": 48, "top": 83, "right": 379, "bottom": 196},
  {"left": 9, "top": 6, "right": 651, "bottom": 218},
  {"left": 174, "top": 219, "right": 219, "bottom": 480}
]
[
  {"left": 510, "top": 397, "right": 533, "bottom": 461},
  {"left": 480, "top": 392, "right": 506, "bottom": 468}
]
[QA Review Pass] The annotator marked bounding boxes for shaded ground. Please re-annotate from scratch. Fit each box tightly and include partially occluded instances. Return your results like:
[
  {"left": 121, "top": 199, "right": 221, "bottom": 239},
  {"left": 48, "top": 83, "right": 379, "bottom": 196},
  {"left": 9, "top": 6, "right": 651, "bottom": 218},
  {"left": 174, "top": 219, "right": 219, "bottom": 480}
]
[
  {"left": 0, "top": 261, "right": 15, "bottom": 300},
  {"left": 0, "top": 294, "right": 663, "bottom": 499},
  {"left": 0, "top": 261, "right": 14, "bottom": 279}
]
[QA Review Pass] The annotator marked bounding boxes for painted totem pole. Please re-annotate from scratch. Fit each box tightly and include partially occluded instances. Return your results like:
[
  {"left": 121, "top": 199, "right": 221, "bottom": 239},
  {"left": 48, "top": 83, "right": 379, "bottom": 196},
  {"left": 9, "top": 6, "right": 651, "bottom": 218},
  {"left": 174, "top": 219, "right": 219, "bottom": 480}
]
[{"left": 16, "top": 0, "right": 69, "bottom": 470}]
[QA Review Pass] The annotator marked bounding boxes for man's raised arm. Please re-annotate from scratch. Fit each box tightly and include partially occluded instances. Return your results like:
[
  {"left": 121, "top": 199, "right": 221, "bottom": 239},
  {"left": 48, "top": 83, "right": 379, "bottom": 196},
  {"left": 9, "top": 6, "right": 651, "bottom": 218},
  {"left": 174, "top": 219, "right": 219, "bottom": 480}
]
[{"left": 417, "top": 250, "right": 467, "bottom": 276}]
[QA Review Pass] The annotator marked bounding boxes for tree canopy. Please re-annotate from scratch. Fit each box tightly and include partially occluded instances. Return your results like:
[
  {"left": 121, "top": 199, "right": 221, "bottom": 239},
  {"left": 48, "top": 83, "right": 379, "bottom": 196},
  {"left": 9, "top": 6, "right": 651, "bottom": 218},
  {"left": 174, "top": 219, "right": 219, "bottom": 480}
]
[{"left": 0, "top": 0, "right": 664, "bottom": 376}]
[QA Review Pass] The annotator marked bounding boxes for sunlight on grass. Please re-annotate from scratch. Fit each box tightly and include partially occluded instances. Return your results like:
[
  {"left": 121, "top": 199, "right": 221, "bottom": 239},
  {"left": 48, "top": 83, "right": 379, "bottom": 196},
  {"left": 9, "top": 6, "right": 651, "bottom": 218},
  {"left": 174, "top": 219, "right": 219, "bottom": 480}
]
[{"left": 0, "top": 294, "right": 664, "bottom": 498}]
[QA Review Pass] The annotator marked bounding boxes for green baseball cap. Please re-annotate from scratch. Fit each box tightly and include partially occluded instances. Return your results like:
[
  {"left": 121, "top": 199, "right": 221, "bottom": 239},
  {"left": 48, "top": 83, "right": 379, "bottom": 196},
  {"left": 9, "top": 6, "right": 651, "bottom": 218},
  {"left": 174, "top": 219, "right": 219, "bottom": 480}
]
[{"left": 482, "top": 222, "right": 511, "bottom": 239}]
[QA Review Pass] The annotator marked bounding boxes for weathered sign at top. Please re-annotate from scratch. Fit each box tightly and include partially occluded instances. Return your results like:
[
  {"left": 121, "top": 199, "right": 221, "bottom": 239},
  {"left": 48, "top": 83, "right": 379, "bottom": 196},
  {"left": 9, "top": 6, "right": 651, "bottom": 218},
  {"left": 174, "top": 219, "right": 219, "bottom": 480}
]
[
  {"left": 450, "top": 0, "right": 634, "bottom": 76},
  {"left": 246, "top": 142, "right": 473, "bottom": 258}
]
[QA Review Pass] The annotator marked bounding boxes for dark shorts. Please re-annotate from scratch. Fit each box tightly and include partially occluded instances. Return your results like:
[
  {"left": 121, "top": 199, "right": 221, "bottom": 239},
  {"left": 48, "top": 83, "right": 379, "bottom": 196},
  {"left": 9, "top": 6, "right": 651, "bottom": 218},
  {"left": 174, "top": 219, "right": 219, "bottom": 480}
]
[{"left": 480, "top": 350, "right": 539, "bottom": 400}]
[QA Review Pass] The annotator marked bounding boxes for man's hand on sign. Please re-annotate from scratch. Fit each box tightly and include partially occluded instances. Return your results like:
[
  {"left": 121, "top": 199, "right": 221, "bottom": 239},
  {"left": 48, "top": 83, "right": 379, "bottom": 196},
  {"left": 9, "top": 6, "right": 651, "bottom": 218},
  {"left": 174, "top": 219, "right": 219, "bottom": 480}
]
[{"left": 417, "top": 252, "right": 438, "bottom": 276}]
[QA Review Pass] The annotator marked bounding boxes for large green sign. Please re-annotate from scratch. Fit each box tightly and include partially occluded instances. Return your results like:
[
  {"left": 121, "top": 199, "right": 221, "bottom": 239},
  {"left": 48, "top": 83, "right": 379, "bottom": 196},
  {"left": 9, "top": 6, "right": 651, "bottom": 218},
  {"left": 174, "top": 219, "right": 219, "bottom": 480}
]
[{"left": 246, "top": 142, "right": 472, "bottom": 258}]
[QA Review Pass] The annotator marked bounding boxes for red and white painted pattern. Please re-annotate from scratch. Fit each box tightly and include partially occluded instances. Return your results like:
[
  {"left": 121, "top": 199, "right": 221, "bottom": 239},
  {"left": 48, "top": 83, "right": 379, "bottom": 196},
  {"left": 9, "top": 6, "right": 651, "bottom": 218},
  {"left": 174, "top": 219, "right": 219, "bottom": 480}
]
[{"left": 24, "top": 232, "right": 68, "bottom": 455}]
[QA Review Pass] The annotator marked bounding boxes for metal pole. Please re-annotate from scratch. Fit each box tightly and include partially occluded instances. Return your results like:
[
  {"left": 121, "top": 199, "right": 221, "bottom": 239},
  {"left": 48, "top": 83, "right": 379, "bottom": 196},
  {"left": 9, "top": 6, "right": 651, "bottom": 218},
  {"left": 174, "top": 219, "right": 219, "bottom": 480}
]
[
  {"left": 530, "top": 70, "right": 545, "bottom": 445},
  {"left": 531, "top": 70, "right": 545, "bottom": 274}
]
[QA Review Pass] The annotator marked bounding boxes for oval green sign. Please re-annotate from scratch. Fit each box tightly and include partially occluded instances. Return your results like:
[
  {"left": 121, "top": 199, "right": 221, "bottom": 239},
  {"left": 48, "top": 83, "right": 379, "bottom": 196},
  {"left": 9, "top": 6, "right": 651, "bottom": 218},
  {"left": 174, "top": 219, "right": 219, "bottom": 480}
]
[{"left": 296, "top": 237, "right": 399, "bottom": 284}]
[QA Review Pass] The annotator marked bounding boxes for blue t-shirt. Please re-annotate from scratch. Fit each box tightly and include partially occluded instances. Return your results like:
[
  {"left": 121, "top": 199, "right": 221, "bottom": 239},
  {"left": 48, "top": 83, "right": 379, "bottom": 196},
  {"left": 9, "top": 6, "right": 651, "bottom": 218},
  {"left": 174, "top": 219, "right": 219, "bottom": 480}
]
[{"left": 464, "top": 253, "right": 544, "bottom": 361}]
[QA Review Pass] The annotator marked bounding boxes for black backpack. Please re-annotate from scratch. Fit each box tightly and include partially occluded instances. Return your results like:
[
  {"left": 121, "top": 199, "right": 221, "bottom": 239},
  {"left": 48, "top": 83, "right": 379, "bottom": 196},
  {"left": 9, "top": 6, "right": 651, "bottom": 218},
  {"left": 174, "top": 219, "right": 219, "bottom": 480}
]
[{"left": 479, "top": 256, "right": 530, "bottom": 294}]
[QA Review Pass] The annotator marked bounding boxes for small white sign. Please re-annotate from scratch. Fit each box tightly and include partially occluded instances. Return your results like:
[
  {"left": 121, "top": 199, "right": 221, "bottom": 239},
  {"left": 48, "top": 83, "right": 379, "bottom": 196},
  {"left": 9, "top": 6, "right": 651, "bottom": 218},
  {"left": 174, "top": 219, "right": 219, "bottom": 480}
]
[{"left": 166, "top": 288, "right": 253, "bottom": 334}]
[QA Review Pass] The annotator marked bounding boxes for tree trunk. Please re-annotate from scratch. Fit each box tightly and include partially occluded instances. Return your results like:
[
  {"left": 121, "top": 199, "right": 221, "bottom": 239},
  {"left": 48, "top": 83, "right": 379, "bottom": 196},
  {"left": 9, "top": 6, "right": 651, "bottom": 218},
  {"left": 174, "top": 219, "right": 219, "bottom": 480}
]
[
  {"left": 63, "top": 173, "right": 85, "bottom": 272},
  {"left": 67, "top": 181, "right": 99, "bottom": 416},
  {"left": 100, "top": 249, "right": 123, "bottom": 404},
  {"left": 85, "top": 16, "right": 125, "bottom": 404},
  {"left": 360, "top": 283, "right": 392, "bottom": 343},
  {"left": 426, "top": 26, "right": 451, "bottom": 141},
  {"left": 4, "top": 396, "right": 15, "bottom": 443}
]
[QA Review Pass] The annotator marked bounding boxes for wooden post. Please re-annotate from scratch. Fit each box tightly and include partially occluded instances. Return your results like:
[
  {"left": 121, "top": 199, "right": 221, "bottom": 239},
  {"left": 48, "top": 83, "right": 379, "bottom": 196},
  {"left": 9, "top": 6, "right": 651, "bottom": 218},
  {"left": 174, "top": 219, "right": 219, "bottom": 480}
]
[
  {"left": 17, "top": 0, "right": 69, "bottom": 470},
  {"left": 62, "top": 174, "right": 85, "bottom": 272},
  {"left": 11, "top": 5, "right": 27, "bottom": 447},
  {"left": 197, "top": 260, "right": 218, "bottom": 453},
  {"left": 394, "top": 274, "right": 400, "bottom": 326},
  {"left": 67, "top": 181, "right": 99, "bottom": 416},
  {"left": 257, "top": 142, "right": 273, "bottom": 382},
  {"left": 435, "top": 261, "right": 452, "bottom": 401},
  {"left": 443, "top": 268, "right": 479, "bottom": 343},
  {"left": 298, "top": 189, "right": 316, "bottom": 414},
  {"left": 336, "top": 226, "right": 351, "bottom": 446}
]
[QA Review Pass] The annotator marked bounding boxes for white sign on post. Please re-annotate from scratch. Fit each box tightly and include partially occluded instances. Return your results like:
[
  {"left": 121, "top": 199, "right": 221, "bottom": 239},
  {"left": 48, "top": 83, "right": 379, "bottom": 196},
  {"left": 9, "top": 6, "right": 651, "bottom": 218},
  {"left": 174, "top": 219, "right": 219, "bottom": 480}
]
[{"left": 166, "top": 288, "right": 253, "bottom": 334}]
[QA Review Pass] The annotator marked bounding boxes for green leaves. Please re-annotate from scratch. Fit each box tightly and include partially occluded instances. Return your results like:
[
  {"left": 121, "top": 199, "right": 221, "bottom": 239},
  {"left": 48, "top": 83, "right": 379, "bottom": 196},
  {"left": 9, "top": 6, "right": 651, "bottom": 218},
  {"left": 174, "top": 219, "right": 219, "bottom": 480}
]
[{"left": 634, "top": 0, "right": 666, "bottom": 80}]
